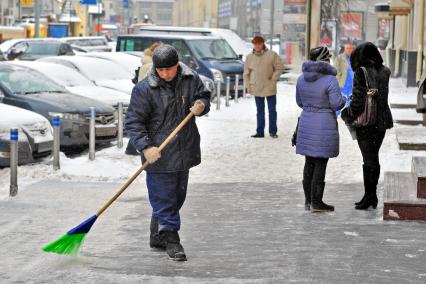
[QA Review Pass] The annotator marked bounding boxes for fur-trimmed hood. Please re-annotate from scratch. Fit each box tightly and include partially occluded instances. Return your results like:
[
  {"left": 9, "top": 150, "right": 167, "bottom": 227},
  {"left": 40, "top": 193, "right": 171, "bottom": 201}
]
[
  {"left": 350, "top": 42, "right": 383, "bottom": 70},
  {"left": 302, "top": 60, "right": 337, "bottom": 82},
  {"left": 147, "top": 62, "right": 195, "bottom": 88}
]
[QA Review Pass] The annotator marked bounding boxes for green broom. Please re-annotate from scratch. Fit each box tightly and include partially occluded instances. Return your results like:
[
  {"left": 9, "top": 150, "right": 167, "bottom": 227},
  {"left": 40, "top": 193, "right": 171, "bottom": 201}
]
[{"left": 42, "top": 112, "right": 194, "bottom": 255}]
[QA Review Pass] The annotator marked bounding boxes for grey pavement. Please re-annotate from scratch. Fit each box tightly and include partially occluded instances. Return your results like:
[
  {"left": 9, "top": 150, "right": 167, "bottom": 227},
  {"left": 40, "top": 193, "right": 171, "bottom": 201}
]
[{"left": 0, "top": 180, "right": 425, "bottom": 283}]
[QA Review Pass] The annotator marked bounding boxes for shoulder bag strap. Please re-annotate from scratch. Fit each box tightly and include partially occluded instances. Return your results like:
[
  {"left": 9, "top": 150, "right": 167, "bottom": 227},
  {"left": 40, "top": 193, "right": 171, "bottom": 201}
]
[{"left": 360, "top": 66, "right": 371, "bottom": 89}]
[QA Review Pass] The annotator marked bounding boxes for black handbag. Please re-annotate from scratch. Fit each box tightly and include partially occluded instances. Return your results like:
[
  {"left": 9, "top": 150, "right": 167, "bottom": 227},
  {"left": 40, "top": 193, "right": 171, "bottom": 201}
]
[
  {"left": 291, "top": 117, "right": 300, "bottom": 147},
  {"left": 350, "top": 67, "right": 379, "bottom": 127}
]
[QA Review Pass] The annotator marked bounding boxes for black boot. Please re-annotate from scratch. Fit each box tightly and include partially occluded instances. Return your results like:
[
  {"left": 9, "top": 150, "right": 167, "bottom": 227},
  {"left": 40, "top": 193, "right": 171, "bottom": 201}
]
[
  {"left": 355, "top": 166, "right": 379, "bottom": 210},
  {"left": 354, "top": 165, "right": 368, "bottom": 205},
  {"left": 150, "top": 217, "right": 166, "bottom": 250},
  {"left": 311, "top": 182, "right": 334, "bottom": 212},
  {"left": 302, "top": 179, "right": 311, "bottom": 211},
  {"left": 160, "top": 231, "right": 187, "bottom": 261}
]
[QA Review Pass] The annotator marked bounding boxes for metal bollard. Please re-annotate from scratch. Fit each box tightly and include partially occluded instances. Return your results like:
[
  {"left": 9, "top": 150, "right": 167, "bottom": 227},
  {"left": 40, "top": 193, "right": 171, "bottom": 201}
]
[
  {"left": 234, "top": 74, "right": 239, "bottom": 103},
  {"left": 117, "top": 102, "right": 124, "bottom": 149},
  {"left": 243, "top": 79, "right": 246, "bottom": 98},
  {"left": 9, "top": 128, "right": 18, "bottom": 197},
  {"left": 216, "top": 79, "right": 221, "bottom": 110},
  {"left": 225, "top": 76, "right": 230, "bottom": 107},
  {"left": 89, "top": 107, "right": 96, "bottom": 160},
  {"left": 52, "top": 115, "right": 61, "bottom": 170}
]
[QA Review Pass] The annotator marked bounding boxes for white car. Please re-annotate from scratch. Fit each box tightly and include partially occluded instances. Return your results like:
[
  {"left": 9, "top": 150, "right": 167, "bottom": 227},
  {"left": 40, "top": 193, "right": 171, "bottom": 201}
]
[
  {"left": 11, "top": 61, "right": 130, "bottom": 111},
  {"left": 38, "top": 56, "right": 134, "bottom": 95},
  {"left": 80, "top": 52, "right": 141, "bottom": 75},
  {"left": 0, "top": 103, "right": 53, "bottom": 167}
]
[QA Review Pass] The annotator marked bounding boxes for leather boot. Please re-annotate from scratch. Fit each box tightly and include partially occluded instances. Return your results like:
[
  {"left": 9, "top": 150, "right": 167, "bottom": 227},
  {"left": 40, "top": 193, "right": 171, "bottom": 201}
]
[
  {"left": 302, "top": 179, "right": 312, "bottom": 211},
  {"left": 355, "top": 166, "right": 379, "bottom": 210},
  {"left": 150, "top": 216, "right": 166, "bottom": 250},
  {"left": 160, "top": 231, "right": 187, "bottom": 261},
  {"left": 311, "top": 182, "right": 334, "bottom": 212}
]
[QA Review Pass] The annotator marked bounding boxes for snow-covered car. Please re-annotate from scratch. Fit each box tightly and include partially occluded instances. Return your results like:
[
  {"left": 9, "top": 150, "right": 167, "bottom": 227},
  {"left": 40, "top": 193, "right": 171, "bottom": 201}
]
[
  {"left": 11, "top": 61, "right": 130, "bottom": 112},
  {"left": 0, "top": 38, "right": 74, "bottom": 61},
  {"left": 0, "top": 63, "right": 118, "bottom": 147},
  {"left": 38, "top": 56, "right": 134, "bottom": 95},
  {"left": 59, "top": 36, "right": 112, "bottom": 52},
  {"left": 0, "top": 103, "right": 53, "bottom": 167},
  {"left": 80, "top": 52, "right": 141, "bottom": 75}
]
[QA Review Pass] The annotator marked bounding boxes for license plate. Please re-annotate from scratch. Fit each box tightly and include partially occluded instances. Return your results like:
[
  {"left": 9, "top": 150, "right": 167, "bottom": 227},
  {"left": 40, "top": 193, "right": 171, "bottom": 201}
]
[
  {"left": 37, "top": 141, "right": 53, "bottom": 153},
  {"left": 95, "top": 125, "right": 117, "bottom": 137}
]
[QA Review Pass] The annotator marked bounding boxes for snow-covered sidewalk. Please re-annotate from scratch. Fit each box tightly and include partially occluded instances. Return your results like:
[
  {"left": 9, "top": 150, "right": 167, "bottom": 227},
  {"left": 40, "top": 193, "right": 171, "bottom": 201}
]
[{"left": 1, "top": 80, "right": 425, "bottom": 199}]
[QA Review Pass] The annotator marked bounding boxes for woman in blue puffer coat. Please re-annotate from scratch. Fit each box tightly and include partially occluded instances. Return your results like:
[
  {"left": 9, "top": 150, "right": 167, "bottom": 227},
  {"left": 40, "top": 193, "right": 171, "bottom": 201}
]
[{"left": 296, "top": 46, "right": 346, "bottom": 212}]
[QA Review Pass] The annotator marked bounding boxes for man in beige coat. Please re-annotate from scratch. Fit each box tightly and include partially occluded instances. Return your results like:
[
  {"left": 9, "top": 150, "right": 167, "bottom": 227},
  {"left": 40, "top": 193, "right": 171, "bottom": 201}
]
[
  {"left": 244, "top": 35, "right": 284, "bottom": 138},
  {"left": 334, "top": 43, "right": 354, "bottom": 115}
]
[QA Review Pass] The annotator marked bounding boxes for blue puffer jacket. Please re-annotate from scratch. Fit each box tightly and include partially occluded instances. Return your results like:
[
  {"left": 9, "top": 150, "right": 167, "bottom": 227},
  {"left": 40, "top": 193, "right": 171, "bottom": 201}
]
[
  {"left": 296, "top": 61, "right": 345, "bottom": 158},
  {"left": 125, "top": 63, "right": 211, "bottom": 173}
]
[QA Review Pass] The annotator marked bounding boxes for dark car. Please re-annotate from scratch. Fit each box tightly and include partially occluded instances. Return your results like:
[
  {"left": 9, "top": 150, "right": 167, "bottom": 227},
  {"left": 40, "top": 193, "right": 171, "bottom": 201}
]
[
  {"left": 0, "top": 39, "right": 75, "bottom": 61},
  {"left": 0, "top": 63, "right": 118, "bottom": 147},
  {"left": 116, "top": 34, "right": 244, "bottom": 96}
]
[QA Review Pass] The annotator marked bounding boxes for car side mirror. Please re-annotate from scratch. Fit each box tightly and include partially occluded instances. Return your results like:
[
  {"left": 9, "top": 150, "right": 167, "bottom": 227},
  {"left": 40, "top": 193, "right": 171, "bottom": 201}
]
[
  {"left": 7, "top": 47, "right": 25, "bottom": 60},
  {"left": 238, "top": 54, "right": 243, "bottom": 60}
]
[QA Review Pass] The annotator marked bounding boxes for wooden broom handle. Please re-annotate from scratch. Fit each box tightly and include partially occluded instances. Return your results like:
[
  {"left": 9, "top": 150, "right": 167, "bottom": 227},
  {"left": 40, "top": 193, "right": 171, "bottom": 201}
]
[{"left": 96, "top": 112, "right": 195, "bottom": 216}]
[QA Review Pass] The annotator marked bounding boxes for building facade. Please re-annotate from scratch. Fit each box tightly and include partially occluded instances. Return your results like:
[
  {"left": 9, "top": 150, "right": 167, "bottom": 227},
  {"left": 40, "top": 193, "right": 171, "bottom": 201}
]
[
  {"left": 134, "top": 0, "right": 174, "bottom": 26},
  {"left": 173, "top": 0, "right": 218, "bottom": 28}
]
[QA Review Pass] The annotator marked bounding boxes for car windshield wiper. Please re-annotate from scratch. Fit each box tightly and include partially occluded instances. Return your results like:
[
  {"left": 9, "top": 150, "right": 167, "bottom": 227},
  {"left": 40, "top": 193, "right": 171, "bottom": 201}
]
[
  {"left": 220, "top": 57, "right": 238, "bottom": 60},
  {"left": 201, "top": 56, "right": 217, "bottom": 60}
]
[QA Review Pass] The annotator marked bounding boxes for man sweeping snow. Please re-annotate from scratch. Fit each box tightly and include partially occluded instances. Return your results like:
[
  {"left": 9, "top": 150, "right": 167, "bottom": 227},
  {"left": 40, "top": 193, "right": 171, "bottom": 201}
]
[{"left": 125, "top": 45, "right": 211, "bottom": 261}]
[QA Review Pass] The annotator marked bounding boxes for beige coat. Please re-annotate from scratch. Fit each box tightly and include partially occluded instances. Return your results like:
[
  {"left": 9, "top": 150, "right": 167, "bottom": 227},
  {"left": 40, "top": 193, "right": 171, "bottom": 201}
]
[
  {"left": 243, "top": 49, "right": 284, "bottom": 97},
  {"left": 334, "top": 53, "right": 348, "bottom": 88},
  {"left": 138, "top": 55, "right": 153, "bottom": 81}
]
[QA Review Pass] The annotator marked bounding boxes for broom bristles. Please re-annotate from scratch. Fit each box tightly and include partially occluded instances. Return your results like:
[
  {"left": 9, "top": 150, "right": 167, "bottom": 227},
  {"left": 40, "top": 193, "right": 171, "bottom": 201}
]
[
  {"left": 42, "top": 233, "right": 87, "bottom": 255},
  {"left": 42, "top": 215, "right": 97, "bottom": 255}
]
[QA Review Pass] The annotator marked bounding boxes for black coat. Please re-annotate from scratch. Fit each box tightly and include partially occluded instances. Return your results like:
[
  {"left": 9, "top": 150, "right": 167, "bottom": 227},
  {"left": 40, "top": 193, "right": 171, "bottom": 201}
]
[
  {"left": 125, "top": 63, "right": 211, "bottom": 173},
  {"left": 341, "top": 42, "right": 393, "bottom": 130}
]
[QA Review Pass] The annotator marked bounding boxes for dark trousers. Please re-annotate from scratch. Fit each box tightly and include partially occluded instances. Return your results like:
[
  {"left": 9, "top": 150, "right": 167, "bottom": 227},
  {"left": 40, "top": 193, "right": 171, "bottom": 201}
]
[
  {"left": 255, "top": 95, "right": 277, "bottom": 135},
  {"left": 303, "top": 156, "right": 329, "bottom": 185},
  {"left": 356, "top": 128, "right": 386, "bottom": 169},
  {"left": 146, "top": 170, "right": 189, "bottom": 232}
]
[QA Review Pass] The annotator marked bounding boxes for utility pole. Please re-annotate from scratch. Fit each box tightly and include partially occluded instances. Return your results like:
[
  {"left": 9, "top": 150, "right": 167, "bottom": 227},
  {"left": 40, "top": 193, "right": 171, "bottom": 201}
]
[
  {"left": 97, "top": 0, "right": 100, "bottom": 36},
  {"left": 305, "top": 0, "right": 312, "bottom": 59},
  {"left": 270, "top": 0, "right": 274, "bottom": 50},
  {"left": 34, "top": 0, "right": 41, "bottom": 37}
]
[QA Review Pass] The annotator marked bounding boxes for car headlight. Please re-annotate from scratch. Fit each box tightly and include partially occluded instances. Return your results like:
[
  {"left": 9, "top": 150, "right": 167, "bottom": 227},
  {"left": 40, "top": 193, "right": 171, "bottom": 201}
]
[
  {"left": 0, "top": 131, "right": 9, "bottom": 140},
  {"left": 48, "top": 112, "right": 85, "bottom": 122},
  {"left": 22, "top": 121, "right": 53, "bottom": 138},
  {"left": 209, "top": 68, "right": 223, "bottom": 83},
  {"left": 0, "top": 129, "right": 28, "bottom": 142}
]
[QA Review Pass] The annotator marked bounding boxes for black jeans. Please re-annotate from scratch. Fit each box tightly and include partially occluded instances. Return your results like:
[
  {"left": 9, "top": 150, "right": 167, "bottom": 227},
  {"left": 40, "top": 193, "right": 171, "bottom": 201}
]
[
  {"left": 303, "top": 156, "right": 329, "bottom": 184},
  {"left": 356, "top": 128, "right": 386, "bottom": 169}
]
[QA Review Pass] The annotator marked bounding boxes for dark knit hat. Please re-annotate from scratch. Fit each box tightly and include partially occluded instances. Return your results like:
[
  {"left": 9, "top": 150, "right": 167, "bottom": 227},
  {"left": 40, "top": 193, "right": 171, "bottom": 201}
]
[
  {"left": 252, "top": 36, "right": 265, "bottom": 44},
  {"left": 152, "top": 44, "right": 179, "bottom": 68},
  {"left": 309, "top": 46, "right": 332, "bottom": 61}
]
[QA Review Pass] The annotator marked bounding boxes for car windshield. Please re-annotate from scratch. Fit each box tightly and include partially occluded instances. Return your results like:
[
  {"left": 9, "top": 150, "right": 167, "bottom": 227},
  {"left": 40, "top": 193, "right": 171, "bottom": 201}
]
[
  {"left": 75, "top": 59, "right": 131, "bottom": 81},
  {"left": 26, "top": 42, "right": 60, "bottom": 55},
  {"left": 0, "top": 68, "right": 66, "bottom": 94},
  {"left": 187, "top": 39, "right": 238, "bottom": 60}
]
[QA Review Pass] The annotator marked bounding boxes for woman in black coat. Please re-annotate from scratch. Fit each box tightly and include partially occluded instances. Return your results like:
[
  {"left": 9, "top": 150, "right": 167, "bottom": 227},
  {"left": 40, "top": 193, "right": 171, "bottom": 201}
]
[{"left": 341, "top": 42, "right": 393, "bottom": 210}]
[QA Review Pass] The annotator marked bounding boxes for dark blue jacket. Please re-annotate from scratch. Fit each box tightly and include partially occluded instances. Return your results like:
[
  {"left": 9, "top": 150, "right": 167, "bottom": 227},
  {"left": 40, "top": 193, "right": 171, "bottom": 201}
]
[
  {"left": 296, "top": 61, "right": 345, "bottom": 158},
  {"left": 125, "top": 63, "right": 211, "bottom": 173}
]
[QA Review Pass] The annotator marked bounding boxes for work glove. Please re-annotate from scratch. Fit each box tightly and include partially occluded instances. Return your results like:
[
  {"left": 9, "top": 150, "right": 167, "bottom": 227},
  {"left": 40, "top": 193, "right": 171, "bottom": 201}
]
[
  {"left": 143, "top": 146, "right": 161, "bottom": 164},
  {"left": 190, "top": 100, "right": 205, "bottom": 116}
]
